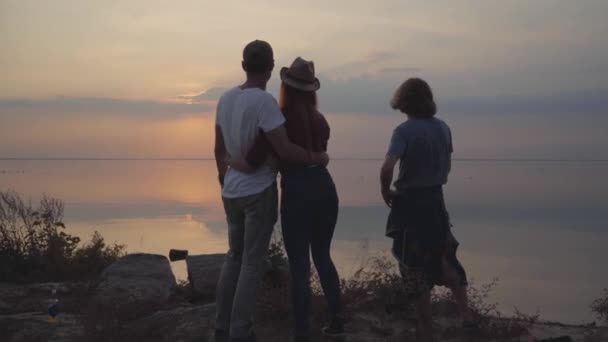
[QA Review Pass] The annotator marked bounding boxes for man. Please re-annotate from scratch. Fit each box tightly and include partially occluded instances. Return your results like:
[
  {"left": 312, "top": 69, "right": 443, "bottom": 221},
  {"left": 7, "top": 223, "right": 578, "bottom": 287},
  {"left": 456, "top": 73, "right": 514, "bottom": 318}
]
[{"left": 214, "top": 40, "right": 329, "bottom": 342}]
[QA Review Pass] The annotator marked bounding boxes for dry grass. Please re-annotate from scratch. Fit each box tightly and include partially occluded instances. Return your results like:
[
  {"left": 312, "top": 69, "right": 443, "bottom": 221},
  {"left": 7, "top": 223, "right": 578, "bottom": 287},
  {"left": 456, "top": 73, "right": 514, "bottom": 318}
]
[
  {"left": 256, "top": 238, "right": 545, "bottom": 340},
  {"left": 333, "top": 255, "right": 414, "bottom": 315},
  {"left": 0, "top": 191, "right": 126, "bottom": 282},
  {"left": 591, "top": 289, "right": 608, "bottom": 325}
]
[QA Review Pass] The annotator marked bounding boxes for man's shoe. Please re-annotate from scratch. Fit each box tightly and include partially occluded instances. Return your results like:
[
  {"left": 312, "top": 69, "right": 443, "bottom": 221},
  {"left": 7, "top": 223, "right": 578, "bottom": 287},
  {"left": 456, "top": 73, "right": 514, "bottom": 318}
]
[
  {"left": 229, "top": 333, "right": 257, "bottom": 342},
  {"left": 214, "top": 329, "right": 229, "bottom": 342},
  {"left": 321, "top": 316, "right": 346, "bottom": 338}
]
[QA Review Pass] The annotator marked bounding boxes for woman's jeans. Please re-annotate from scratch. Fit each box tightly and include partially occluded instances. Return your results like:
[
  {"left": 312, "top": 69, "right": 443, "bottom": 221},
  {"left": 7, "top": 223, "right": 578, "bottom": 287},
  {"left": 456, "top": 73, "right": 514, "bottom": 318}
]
[{"left": 280, "top": 166, "right": 342, "bottom": 334}]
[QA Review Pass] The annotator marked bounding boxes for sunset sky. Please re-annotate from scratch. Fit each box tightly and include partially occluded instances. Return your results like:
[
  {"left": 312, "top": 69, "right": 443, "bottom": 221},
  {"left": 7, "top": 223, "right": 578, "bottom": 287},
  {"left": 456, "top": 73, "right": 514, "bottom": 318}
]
[{"left": 1, "top": 0, "right": 607, "bottom": 159}]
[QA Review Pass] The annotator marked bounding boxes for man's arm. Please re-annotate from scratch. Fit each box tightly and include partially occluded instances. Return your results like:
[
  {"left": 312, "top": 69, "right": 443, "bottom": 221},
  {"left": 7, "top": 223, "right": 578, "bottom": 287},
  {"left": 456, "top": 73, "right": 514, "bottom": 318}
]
[
  {"left": 380, "top": 155, "right": 399, "bottom": 207},
  {"left": 214, "top": 125, "right": 228, "bottom": 187},
  {"left": 264, "top": 125, "right": 329, "bottom": 166}
]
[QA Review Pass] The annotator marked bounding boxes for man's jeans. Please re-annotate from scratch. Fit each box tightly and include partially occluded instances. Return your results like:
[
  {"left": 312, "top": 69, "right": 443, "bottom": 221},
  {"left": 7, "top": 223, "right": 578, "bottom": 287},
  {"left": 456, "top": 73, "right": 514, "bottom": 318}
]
[{"left": 216, "top": 184, "right": 278, "bottom": 339}]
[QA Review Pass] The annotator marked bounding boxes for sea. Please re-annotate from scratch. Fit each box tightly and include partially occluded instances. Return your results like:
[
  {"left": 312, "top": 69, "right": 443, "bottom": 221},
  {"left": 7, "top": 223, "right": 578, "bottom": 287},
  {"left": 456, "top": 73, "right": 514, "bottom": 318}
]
[{"left": 1, "top": 159, "right": 607, "bottom": 324}]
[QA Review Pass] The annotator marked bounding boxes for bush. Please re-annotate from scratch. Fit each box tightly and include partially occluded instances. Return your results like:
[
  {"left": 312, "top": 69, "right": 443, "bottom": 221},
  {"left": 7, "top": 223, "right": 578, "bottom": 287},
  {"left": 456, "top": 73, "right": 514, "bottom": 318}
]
[
  {"left": 0, "top": 190, "right": 125, "bottom": 282},
  {"left": 336, "top": 255, "right": 413, "bottom": 314},
  {"left": 257, "top": 232, "right": 291, "bottom": 318},
  {"left": 267, "top": 231, "right": 288, "bottom": 272},
  {"left": 431, "top": 278, "right": 500, "bottom": 318},
  {"left": 591, "top": 289, "right": 608, "bottom": 324},
  {"left": 433, "top": 277, "right": 540, "bottom": 339}
]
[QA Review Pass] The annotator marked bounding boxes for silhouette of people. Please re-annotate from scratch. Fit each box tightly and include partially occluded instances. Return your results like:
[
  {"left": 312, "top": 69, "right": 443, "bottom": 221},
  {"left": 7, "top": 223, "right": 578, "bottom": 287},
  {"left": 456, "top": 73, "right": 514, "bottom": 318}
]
[
  {"left": 230, "top": 57, "right": 344, "bottom": 342},
  {"left": 213, "top": 41, "right": 328, "bottom": 342},
  {"left": 380, "top": 78, "right": 473, "bottom": 341}
]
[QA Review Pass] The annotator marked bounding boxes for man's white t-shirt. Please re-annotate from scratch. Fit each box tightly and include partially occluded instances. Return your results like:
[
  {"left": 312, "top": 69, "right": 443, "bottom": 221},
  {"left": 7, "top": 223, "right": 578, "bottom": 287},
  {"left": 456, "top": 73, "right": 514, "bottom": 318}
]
[{"left": 216, "top": 87, "right": 285, "bottom": 198}]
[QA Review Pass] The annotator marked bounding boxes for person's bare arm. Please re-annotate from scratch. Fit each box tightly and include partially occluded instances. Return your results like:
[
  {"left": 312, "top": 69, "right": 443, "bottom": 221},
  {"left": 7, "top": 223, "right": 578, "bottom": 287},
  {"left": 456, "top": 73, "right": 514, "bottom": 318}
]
[
  {"left": 225, "top": 130, "right": 270, "bottom": 174},
  {"left": 214, "top": 125, "right": 228, "bottom": 187},
  {"left": 380, "top": 155, "right": 399, "bottom": 207},
  {"left": 227, "top": 158, "right": 255, "bottom": 173},
  {"left": 264, "top": 125, "right": 329, "bottom": 166}
]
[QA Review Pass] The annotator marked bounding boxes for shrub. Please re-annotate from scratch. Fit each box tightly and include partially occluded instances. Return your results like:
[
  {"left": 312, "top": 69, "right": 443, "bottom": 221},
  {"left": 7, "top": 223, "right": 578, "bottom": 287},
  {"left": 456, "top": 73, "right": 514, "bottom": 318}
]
[
  {"left": 432, "top": 278, "right": 500, "bottom": 318},
  {"left": 267, "top": 231, "right": 288, "bottom": 272},
  {"left": 591, "top": 289, "right": 608, "bottom": 324},
  {"left": 71, "top": 231, "right": 126, "bottom": 277},
  {"left": 337, "top": 254, "right": 413, "bottom": 314},
  {"left": 0, "top": 190, "right": 125, "bottom": 282},
  {"left": 258, "top": 232, "right": 291, "bottom": 318},
  {"left": 433, "top": 278, "right": 540, "bottom": 339}
]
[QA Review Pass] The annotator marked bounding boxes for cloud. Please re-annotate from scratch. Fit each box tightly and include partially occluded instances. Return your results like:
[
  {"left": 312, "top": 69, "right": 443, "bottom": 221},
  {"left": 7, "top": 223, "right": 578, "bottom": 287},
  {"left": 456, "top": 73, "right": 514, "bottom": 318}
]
[
  {"left": 321, "top": 51, "right": 403, "bottom": 78},
  {"left": 177, "top": 87, "right": 228, "bottom": 103},
  {"left": 0, "top": 97, "right": 213, "bottom": 117},
  {"left": 195, "top": 71, "right": 608, "bottom": 116},
  {"left": 441, "top": 89, "right": 608, "bottom": 115},
  {"left": 265, "top": 75, "right": 608, "bottom": 115},
  {"left": 379, "top": 67, "right": 423, "bottom": 74}
]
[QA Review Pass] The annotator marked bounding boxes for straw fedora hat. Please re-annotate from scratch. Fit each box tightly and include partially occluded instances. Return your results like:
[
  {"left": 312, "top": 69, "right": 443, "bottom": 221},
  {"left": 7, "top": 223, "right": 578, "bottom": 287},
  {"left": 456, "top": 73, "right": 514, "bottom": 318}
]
[{"left": 280, "top": 57, "right": 320, "bottom": 91}]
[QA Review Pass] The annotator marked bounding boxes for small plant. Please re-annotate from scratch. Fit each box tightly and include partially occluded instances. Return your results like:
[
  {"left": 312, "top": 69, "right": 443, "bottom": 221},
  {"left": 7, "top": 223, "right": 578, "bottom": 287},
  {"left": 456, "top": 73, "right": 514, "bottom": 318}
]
[
  {"left": 71, "top": 231, "right": 126, "bottom": 277},
  {"left": 0, "top": 190, "right": 125, "bottom": 282},
  {"left": 467, "top": 278, "right": 500, "bottom": 318},
  {"left": 267, "top": 231, "right": 288, "bottom": 272},
  {"left": 591, "top": 288, "right": 608, "bottom": 324},
  {"left": 431, "top": 277, "right": 543, "bottom": 340},
  {"left": 258, "top": 230, "right": 290, "bottom": 317},
  {"left": 480, "top": 307, "right": 540, "bottom": 339},
  {"left": 337, "top": 255, "right": 413, "bottom": 313}
]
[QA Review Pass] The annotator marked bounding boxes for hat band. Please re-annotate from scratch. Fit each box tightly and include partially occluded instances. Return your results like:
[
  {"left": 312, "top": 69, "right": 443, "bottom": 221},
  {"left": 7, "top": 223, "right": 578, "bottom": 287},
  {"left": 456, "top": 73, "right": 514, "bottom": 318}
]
[{"left": 285, "top": 71, "right": 315, "bottom": 85}]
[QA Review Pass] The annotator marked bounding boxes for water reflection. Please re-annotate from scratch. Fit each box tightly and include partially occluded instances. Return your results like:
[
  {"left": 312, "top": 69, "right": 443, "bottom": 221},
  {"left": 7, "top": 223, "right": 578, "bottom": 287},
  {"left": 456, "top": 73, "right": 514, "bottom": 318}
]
[{"left": 0, "top": 159, "right": 607, "bottom": 323}]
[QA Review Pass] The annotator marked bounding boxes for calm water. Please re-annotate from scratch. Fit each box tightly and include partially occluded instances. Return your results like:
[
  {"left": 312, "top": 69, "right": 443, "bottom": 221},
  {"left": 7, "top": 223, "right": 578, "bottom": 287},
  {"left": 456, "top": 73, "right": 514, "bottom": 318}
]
[{"left": 1, "top": 159, "right": 607, "bottom": 324}]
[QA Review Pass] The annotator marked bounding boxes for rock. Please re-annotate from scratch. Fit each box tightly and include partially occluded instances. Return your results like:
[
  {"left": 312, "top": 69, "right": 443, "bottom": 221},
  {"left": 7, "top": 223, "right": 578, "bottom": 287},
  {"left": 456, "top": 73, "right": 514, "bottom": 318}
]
[
  {"left": 528, "top": 322, "right": 597, "bottom": 342},
  {"left": 586, "top": 327, "right": 608, "bottom": 342},
  {"left": 185, "top": 253, "right": 282, "bottom": 301},
  {"left": 26, "top": 283, "right": 71, "bottom": 295},
  {"left": 186, "top": 254, "right": 225, "bottom": 300},
  {"left": 127, "top": 303, "right": 215, "bottom": 342},
  {"left": 93, "top": 254, "right": 176, "bottom": 319},
  {"left": 0, "top": 282, "right": 88, "bottom": 315},
  {"left": 0, "top": 311, "right": 83, "bottom": 342}
]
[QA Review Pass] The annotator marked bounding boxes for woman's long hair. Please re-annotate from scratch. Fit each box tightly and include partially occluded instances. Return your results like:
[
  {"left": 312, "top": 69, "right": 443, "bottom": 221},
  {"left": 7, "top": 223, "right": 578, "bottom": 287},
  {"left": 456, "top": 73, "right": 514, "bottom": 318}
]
[
  {"left": 279, "top": 82, "right": 317, "bottom": 113},
  {"left": 279, "top": 83, "right": 318, "bottom": 150}
]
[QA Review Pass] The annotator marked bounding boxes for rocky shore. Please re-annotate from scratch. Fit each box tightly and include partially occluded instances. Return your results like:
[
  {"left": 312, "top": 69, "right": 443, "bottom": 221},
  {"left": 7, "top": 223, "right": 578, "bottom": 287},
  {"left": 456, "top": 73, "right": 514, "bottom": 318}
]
[{"left": 1, "top": 253, "right": 606, "bottom": 342}]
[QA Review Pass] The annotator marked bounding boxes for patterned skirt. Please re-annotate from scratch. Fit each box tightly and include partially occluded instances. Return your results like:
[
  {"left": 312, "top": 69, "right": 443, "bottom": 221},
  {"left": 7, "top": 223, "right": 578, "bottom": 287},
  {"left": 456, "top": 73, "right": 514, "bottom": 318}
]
[{"left": 386, "top": 186, "right": 468, "bottom": 296}]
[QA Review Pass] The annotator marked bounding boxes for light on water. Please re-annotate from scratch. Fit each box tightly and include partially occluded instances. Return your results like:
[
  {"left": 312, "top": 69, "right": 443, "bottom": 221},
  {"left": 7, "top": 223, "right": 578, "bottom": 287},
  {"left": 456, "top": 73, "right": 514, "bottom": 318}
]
[{"left": 1, "top": 159, "right": 607, "bottom": 324}]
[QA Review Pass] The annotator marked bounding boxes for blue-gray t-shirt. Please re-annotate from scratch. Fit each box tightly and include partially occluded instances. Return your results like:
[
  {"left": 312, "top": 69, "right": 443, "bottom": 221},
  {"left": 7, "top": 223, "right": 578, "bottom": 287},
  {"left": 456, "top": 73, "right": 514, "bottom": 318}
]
[{"left": 387, "top": 117, "right": 453, "bottom": 191}]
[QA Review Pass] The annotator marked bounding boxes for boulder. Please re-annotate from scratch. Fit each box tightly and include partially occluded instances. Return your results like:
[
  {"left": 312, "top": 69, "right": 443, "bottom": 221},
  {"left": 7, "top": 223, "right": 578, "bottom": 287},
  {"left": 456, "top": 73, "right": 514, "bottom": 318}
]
[
  {"left": 587, "top": 328, "right": 608, "bottom": 342},
  {"left": 93, "top": 254, "right": 176, "bottom": 319},
  {"left": 0, "top": 282, "right": 88, "bottom": 315},
  {"left": 185, "top": 253, "right": 281, "bottom": 301},
  {"left": 528, "top": 322, "right": 597, "bottom": 342},
  {"left": 0, "top": 311, "right": 83, "bottom": 342},
  {"left": 127, "top": 303, "right": 215, "bottom": 342},
  {"left": 186, "top": 254, "right": 225, "bottom": 300}
]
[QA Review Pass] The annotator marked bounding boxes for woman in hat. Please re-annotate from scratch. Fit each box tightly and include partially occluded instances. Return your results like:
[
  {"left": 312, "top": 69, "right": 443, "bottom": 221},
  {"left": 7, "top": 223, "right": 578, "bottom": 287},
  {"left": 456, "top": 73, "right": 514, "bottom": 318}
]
[
  {"left": 380, "top": 78, "right": 473, "bottom": 341},
  {"left": 230, "top": 57, "right": 344, "bottom": 342}
]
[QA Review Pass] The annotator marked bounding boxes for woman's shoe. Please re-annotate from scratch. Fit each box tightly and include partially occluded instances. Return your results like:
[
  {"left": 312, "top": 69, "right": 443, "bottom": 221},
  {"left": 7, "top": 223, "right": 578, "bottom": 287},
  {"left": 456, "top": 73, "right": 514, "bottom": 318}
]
[
  {"left": 293, "top": 334, "right": 310, "bottom": 342},
  {"left": 461, "top": 319, "right": 479, "bottom": 330},
  {"left": 537, "top": 337, "right": 573, "bottom": 342},
  {"left": 229, "top": 333, "right": 257, "bottom": 342}
]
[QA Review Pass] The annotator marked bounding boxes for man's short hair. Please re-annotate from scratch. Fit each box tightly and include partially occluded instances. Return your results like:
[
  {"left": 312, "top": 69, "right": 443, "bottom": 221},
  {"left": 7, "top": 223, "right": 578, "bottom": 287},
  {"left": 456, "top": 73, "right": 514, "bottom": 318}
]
[{"left": 243, "top": 40, "right": 274, "bottom": 74}]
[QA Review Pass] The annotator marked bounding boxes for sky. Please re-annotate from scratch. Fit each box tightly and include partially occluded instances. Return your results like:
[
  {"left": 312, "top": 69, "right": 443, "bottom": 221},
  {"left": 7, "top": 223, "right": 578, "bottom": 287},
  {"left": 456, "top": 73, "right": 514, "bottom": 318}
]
[{"left": 1, "top": 0, "right": 608, "bottom": 159}]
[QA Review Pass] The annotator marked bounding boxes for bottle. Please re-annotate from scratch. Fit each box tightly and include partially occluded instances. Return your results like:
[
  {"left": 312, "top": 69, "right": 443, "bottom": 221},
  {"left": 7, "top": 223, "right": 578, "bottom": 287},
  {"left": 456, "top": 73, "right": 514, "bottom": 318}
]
[{"left": 47, "top": 288, "right": 59, "bottom": 323}]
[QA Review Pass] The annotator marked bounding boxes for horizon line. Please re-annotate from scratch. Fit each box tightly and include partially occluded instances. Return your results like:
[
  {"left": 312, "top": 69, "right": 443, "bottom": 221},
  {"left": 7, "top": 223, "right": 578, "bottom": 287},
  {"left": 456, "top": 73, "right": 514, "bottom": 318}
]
[{"left": 1, "top": 157, "right": 608, "bottom": 163}]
